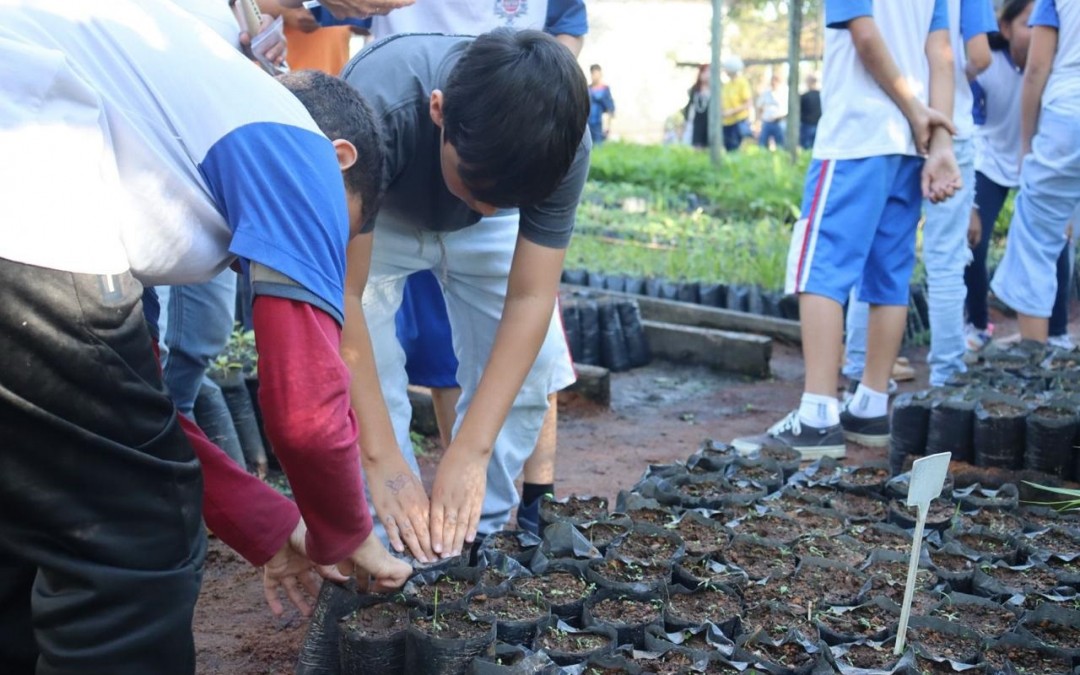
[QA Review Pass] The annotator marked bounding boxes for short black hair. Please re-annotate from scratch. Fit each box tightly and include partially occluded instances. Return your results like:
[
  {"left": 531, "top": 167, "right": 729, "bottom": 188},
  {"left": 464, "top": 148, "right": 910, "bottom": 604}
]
[
  {"left": 989, "top": 0, "right": 1034, "bottom": 51},
  {"left": 277, "top": 69, "right": 386, "bottom": 229},
  {"left": 442, "top": 28, "right": 589, "bottom": 208},
  {"left": 590, "top": 64, "right": 602, "bottom": 72}
]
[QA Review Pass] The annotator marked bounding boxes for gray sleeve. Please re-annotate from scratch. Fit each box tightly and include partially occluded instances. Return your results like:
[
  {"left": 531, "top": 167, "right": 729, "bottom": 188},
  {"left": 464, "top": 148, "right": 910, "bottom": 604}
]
[
  {"left": 249, "top": 262, "right": 344, "bottom": 325},
  {"left": 518, "top": 131, "right": 592, "bottom": 249}
]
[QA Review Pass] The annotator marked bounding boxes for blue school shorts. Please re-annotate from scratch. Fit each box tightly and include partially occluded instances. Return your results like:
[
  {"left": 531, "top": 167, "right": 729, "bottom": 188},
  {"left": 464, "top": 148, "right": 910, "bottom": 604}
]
[
  {"left": 395, "top": 270, "right": 459, "bottom": 388},
  {"left": 785, "top": 154, "right": 924, "bottom": 306}
]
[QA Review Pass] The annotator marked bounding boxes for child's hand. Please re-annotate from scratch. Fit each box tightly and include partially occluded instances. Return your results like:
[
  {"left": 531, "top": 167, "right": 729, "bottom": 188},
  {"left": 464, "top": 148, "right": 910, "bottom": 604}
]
[
  {"left": 921, "top": 145, "right": 962, "bottom": 204},
  {"left": 367, "top": 456, "right": 436, "bottom": 563},
  {"left": 968, "top": 210, "right": 983, "bottom": 248},
  {"left": 429, "top": 447, "right": 488, "bottom": 559},
  {"left": 907, "top": 102, "right": 956, "bottom": 156},
  {"left": 281, "top": 6, "right": 319, "bottom": 33},
  {"left": 338, "top": 534, "right": 413, "bottom": 593},
  {"left": 262, "top": 519, "right": 346, "bottom": 617}
]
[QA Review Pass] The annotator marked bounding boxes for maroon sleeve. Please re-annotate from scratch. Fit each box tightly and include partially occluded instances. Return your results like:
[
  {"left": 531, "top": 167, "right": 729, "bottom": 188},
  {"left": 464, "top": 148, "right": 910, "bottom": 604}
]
[
  {"left": 179, "top": 414, "right": 300, "bottom": 566},
  {"left": 252, "top": 295, "right": 373, "bottom": 565}
]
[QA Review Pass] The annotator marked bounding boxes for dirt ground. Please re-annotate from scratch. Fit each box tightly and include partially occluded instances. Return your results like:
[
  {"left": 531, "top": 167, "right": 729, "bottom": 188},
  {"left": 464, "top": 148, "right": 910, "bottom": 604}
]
[{"left": 193, "top": 325, "right": 950, "bottom": 674}]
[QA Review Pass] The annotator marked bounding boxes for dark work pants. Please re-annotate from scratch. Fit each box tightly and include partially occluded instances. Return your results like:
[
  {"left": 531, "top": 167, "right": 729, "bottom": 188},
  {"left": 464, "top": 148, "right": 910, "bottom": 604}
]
[
  {"left": 0, "top": 258, "right": 206, "bottom": 675},
  {"left": 967, "top": 171, "right": 1071, "bottom": 334}
]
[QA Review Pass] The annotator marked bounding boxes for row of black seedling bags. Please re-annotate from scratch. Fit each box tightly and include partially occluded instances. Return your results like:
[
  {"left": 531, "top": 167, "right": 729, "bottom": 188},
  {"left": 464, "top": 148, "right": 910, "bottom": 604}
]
[
  {"left": 890, "top": 341, "right": 1080, "bottom": 481},
  {"left": 294, "top": 440, "right": 1080, "bottom": 674},
  {"left": 561, "top": 268, "right": 935, "bottom": 338},
  {"left": 560, "top": 292, "right": 650, "bottom": 372}
]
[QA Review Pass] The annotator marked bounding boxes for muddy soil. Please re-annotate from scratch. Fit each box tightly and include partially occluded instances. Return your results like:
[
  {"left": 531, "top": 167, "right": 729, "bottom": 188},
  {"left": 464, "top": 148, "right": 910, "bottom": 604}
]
[{"left": 193, "top": 341, "right": 921, "bottom": 673}]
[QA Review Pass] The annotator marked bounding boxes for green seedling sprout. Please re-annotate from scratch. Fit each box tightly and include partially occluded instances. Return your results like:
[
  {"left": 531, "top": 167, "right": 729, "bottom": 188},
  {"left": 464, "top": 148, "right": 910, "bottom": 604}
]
[{"left": 430, "top": 586, "right": 443, "bottom": 632}]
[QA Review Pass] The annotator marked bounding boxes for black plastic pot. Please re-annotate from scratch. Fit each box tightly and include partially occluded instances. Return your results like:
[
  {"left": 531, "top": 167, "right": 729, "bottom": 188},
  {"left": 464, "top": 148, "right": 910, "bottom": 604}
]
[
  {"left": 576, "top": 299, "right": 600, "bottom": 367},
  {"left": 929, "top": 591, "right": 1021, "bottom": 639},
  {"left": 907, "top": 615, "right": 983, "bottom": 670},
  {"left": 677, "top": 280, "right": 701, "bottom": 305},
  {"left": 814, "top": 596, "right": 899, "bottom": 647},
  {"left": 532, "top": 619, "right": 616, "bottom": 667},
  {"left": 974, "top": 395, "right": 1030, "bottom": 469},
  {"left": 405, "top": 609, "right": 497, "bottom": 675},
  {"left": 193, "top": 378, "right": 246, "bottom": 469},
  {"left": 700, "top": 282, "right": 728, "bottom": 308},
  {"left": 212, "top": 369, "right": 269, "bottom": 474},
  {"left": 889, "top": 392, "right": 933, "bottom": 474},
  {"left": 560, "top": 301, "right": 582, "bottom": 364},
  {"left": 466, "top": 588, "right": 551, "bottom": 648},
  {"left": 925, "top": 395, "right": 976, "bottom": 464},
  {"left": 477, "top": 531, "right": 542, "bottom": 569},
  {"left": 296, "top": 580, "right": 364, "bottom": 675},
  {"left": 615, "top": 300, "right": 651, "bottom": 369},
  {"left": 671, "top": 553, "right": 750, "bottom": 594},
  {"left": 510, "top": 558, "right": 592, "bottom": 623},
  {"left": 584, "top": 556, "right": 671, "bottom": 595},
  {"left": 663, "top": 583, "right": 742, "bottom": 638},
  {"left": 586, "top": 271, "right": 606, "bottom": 289},
  {"left": 597, "top": 301, "right": 630, "bottom": 372},
  {"left": 581, "top": 588, "right": 665, "bottom": 650},
  {"left": 1024, "top": 401, "right": 1078, "bottom": 479},
  {"left": 562, "top": 269, "right": 588, "bottom": 286},
  {"left": 983, "top": 631, "right": 1076, "bottom": 675},
  {"left": 338, "top": 597, "right": 411, "bottom": 675}
]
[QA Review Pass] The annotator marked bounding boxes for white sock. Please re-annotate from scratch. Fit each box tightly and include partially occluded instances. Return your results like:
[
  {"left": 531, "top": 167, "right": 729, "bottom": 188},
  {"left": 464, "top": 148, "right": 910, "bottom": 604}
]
[
  {"left": 798, "top": 393, "right": 840, "bottom": 428},
  {"left": 848, "top": 383, "right": 888, "bottom": 418}
]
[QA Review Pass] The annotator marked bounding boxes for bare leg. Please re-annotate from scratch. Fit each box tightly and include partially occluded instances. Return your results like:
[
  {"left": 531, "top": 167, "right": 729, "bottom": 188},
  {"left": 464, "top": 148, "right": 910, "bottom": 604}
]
[
  {"left": 429, "top": 386, "right": 461, "bottom": 450},
  {"left": 1018, "top": 313, "right": 1050, "bottom": 343},
  {"left": 522, "top": 393, "right": 558, "bottom": 484},
  {"left": 862, "top": 305, "right": 908, "bottom": 393},
  {"left": 800, "top": 294, "right": 845, "bottom": 397}
]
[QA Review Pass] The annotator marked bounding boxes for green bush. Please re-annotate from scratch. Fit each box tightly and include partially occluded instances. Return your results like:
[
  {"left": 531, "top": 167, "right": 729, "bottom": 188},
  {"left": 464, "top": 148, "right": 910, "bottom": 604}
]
[{"left": 587, "top": 142, "right": 809, "bottom": 223}]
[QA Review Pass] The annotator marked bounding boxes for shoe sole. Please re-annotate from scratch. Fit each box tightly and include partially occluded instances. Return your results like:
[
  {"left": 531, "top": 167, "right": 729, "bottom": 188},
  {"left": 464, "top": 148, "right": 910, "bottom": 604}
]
[
  {"left": 732, "top": 437, "right": 846, "bottom": 459},
  {"left": 843, "top": 430, "right": 890, "bottom": 447},
  {"left": 797, "top": 445, "right": 847, "bottom": 460}
]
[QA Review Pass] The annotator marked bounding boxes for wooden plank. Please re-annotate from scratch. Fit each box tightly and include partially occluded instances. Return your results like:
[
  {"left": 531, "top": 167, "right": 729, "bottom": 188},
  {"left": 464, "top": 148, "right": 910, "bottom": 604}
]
[{"left": 643, "top": 320, "right": 772, "bottom": 379}]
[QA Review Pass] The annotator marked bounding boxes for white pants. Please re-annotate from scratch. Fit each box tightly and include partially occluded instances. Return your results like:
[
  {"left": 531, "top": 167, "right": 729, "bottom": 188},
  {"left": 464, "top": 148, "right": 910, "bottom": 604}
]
[
  {"left": 992, "top": 104, "right": 1080, "bottom": 318},
  {"left": 362, "top": 213, "right": 575, "bottom": 536}
]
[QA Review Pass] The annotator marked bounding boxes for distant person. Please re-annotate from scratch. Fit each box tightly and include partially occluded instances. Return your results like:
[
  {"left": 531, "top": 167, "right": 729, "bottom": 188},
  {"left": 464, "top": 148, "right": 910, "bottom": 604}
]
[
  {"left": 986, "top": 0, "right": 1080, "bottom": 347},
  {"left": 588, "top": 64, "right": 615, "bottom": 145},
  {"left": 733, "top": 0, "right": 960, "bottom": 458},
  {"left": 684, "top": 64, "right": 711, "bottom": 148},
  {"left": 757, "top": 73, "right": 788, "bottom": 150},
  {"left": 800, "top": 74, "right": 822, "bottom": 149},
  {"left": 721, "top": 57, "right": 752, "bottom": 151},
  {"left": 275, "top": 1, "right": 354, "bottom": 74}
]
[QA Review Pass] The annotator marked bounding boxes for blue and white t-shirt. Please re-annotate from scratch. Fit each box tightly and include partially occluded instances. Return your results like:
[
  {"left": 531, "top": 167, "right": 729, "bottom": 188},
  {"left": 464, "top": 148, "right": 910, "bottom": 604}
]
[
  {"left": 974, "top": 50, "right": 1024, "bottom": 187},
  {"left": 814, "top": 0, "right": 950, "bottom": 160},
  {"left": 0, "top": 0, "right": 351, "bottom": 322},
  {"left": 950, "top": 0, "right": 998, "bottom": 139},
  {"left": 1030, "top": 0, "right": 1080, "bottom": 114},
  {"left": 369, "top": 0, "right": 587, "bottom": 41}
]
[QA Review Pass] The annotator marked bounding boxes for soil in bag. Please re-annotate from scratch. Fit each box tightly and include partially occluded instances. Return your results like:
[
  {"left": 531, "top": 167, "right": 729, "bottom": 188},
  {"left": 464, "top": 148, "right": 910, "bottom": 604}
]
[
  {"left": 511, "top": 559, "right": 593, "bottom": 623},
  {"left": 467, "top": 589, "right": 551, "bottom": 648},
  {"left": 339, "top": 598, "right": 410, "bottom": 675},
  {"left": 664, "top": 583, "right": 742, "bottom": 636},
  {"left": 296, "top": 580, "right": 363, "bottom": 675},
  {"left": 983, "top": 632, "right": 1075, "bottom": 675},
  {"left": 582, "top": 588, "right": 665, "bottom": 650},
  {"left": 405, "top": 610, "right": 497, "bottom": 675},
  {"left": 534, "top": 620, "right": 616, "bottom": 667}
]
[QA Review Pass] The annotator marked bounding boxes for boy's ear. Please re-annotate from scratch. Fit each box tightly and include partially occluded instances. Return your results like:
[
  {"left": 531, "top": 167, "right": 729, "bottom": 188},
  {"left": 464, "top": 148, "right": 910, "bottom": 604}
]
[
  {"left": 429, "top": 89, "right": 445, "bottom": 128},
  {"left": 331, "top": 138, "right": 358, "bottom": 172}
]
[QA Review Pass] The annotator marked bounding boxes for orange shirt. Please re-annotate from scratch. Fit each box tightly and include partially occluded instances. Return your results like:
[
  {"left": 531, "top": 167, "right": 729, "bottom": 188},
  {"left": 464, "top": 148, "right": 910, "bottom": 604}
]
[{"left": 283, "top": 25, "right": 352, "bottom": 75}]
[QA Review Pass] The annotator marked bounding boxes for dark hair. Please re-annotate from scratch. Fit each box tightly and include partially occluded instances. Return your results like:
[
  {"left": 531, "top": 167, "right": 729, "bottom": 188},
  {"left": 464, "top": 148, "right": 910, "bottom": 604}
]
[
  {"left": 277, "top": 69, "right": 386, "bottom": 229},
  {"left": 590, "top": 64, "right": 602, "bottom": 72},
  {"left": 442, "top": 28, "right": 589, "bottom": 208},
  {"left": 989, "top": 0, "right": 1034, "bottom": 51}
]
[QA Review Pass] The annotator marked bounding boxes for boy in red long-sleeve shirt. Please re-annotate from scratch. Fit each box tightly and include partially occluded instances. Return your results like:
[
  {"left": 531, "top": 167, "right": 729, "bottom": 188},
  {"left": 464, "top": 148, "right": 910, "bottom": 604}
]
[{"left": 0, "top": 3, "right": 409, "bottom": 672}]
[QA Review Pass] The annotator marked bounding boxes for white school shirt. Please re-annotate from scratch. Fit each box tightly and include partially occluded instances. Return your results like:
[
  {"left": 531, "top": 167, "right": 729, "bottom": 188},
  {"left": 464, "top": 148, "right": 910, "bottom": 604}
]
[
  {"left": 950, "top": 0, "right": 998, "bottom": 140},
  {"left": 974, "top": 51, "right": 1024, "bottom": 188},
  {"left": 0, "top": 0, "right": 352, "bottom": 320},
  {"left": 370, "top": 0, "right": 570, "bottom": 39},
  {"left": 813, "top": 0, "right": 949, "bottom": 160},
  {"left": 1031, "top": 0, "right": 1080, "bottom": 114}
]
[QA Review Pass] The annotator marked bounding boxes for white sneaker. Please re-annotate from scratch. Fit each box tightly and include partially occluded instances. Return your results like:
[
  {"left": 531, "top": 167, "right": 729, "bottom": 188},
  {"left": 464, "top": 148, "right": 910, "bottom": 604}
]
[
  {"left": 1048, "top": 334, "right": 1075, "bottom": 351},
  {"left": 964, "top": 322, "right": 994, "bottom": 352}
]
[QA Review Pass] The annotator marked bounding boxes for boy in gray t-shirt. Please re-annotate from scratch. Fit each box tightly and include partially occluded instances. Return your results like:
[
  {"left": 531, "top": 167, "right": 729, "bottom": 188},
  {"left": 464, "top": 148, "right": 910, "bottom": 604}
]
[{"left": 339, "top": 29, "right": 591, "bottom": 561}]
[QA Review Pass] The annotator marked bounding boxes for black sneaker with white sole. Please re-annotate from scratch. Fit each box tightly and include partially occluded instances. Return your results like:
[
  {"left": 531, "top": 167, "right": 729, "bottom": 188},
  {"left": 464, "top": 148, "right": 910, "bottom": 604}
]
[
  {"left": 731, "top": 410, "right": 846, "bottom": 460},
  {"left": 839, "top": 408, "right": 890, "bottom": 447}
]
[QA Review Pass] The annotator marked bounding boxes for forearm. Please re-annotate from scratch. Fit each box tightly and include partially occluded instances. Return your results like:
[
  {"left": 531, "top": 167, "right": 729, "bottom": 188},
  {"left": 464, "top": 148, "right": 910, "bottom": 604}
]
[
  {"left": 553, "top": 33, "right": 584, "bottom": 57},
  {"left": 849, "top": 18, "right": 922, "bottom": 120},
  {"left": 341, "top": 292, "right": 401, "bottom": 467},
  {"left": 927, "top": 30, "right": 955, "bottom": 153},
  {"left": 965, "top": 35, "right": 991, "bottom": 81},
  {"left": 1020, "top": 27, "right": 1057, "bottom": 154},
  {"left": 253, "top": 295, "right": 373, "bottom": 565}
]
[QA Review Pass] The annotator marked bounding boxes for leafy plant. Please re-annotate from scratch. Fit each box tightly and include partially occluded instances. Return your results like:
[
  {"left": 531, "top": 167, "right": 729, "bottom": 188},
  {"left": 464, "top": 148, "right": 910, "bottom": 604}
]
[{"left": 1021, "top": 482, "right": 1080, "bottom": 512}]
